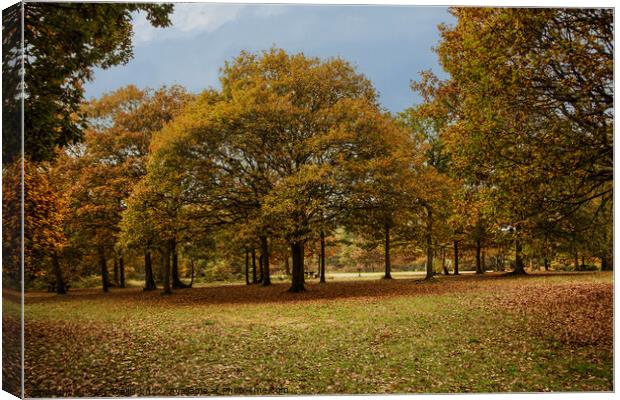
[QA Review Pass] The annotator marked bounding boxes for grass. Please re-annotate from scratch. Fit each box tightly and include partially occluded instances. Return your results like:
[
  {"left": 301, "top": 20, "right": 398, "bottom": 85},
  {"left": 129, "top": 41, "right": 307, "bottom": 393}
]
[
  {"left": 2, "top": 291, "right": 22, "bottom": 397},
  {"left": 21, "top": 271, "right": 613, "bottom": 396}
]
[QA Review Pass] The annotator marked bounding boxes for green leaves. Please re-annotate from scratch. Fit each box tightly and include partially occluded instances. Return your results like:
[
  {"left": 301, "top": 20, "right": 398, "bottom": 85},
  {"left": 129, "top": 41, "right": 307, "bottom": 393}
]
[
  {"left": 13, "top": 3, "right": 174, "bottom": 163},
  {"left": 428, "top": 8, "right": 613, "bottom": 260}
]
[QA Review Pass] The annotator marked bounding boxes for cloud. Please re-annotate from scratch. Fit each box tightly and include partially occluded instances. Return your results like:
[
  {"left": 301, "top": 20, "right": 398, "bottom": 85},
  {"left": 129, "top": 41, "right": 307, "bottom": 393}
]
[{"left": 132, "top": 3, "right": 246, "bottom": 43}]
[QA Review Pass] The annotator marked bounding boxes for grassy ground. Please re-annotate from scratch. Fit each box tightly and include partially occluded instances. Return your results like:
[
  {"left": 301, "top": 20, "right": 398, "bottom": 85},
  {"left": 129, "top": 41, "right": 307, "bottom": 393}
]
[
  {"left": 2, "top": 291, "right": 22, "bottom": 397},
  {"left": 22, "top": 271, "right": 612, "bottom": 396}
]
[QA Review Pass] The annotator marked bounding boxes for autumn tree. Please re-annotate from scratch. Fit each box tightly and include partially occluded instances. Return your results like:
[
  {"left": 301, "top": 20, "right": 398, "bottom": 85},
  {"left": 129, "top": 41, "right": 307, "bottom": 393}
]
[
  {"left": 255, "top": 72, "right": 398, "bottom": 291},
  {"left": 62, "top": 85, "right": 191, "bottom": 291},
  {"left": 211, "top": 50, "right": 382, "bottom": 289},
  {"left": 2, "top": 159, "right": 69, "bottom": 293},
  {"left": 2, "top": 4, "right": 22, "bottom": 170},
  {"left": 535, "top": 198, "right": 612, "bottom": 271},
  {"left": 1, "top": 3, "right": 174, "bottom": 164},
  {"left": 147, "top": 49, "right": 416, "bottom": 292},
  {"left": 340, "top": 113, "right": 423, "bottom": 280},
  {"left": 399, "top": 85, "right": 457, "bottom": 279},
  {"left": 429, "top": 8, "right": 613, "bottom": 273},
  {"left": 122, "top": 165, "right": 187, "bottom": 295},
  {"left": 119, "top": 179, "right": 160, "bottom": 290}
]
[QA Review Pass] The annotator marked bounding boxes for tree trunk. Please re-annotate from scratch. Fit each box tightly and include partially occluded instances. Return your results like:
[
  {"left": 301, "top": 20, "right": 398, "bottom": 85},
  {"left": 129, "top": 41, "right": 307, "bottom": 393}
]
[
  {"left": 320, "top": 230, "right": 326, "bottom": 283},
  {"left": 171, "top": 237, "right": 180, "bottom": 285},
  {"left": 99, "top": 245, "right": 109, "bottom": 292},
  {"left": 512, "top": 236, "right": 526, "bottom": 275},
  {"left": 442, "top": 247, "right": 449, "bottom": 275},
  {"left": 189, "top": 259, "right": 195, "bottom": 287},
  {"left": 574, "top": 251, "right": 579, "bottom": 271},
  {"left": 601, "top": 255, "right": 612, "bottom": 271},
  {"left": 144, "top": 248, "right": 157, "bottom": 291},
  {"left": 284, "top": 256, "right": 291, "bottom": 276},
  {"left": 543, "top": 257, "right": 549, "bottom": 271},
  {"left": 162, "top": 241, "right": 172, "bottom": 295},
  {"left": 260, "top": 235, "right": 271, "bottom": 286},
  {"left": 258, "top": 253, "right": 264, "bottom": 284},
  {"left": 119, "top": 254, "right": 125, "bottom": 288},
  {"left": 245, "top": 250, "right": 250, "bottom": 285},
  {"left": 252, "top": 249, "right": 257, "bottom": 283},
  {"left": 475, "top": 238, "right": 483, "bottom": 274},
  {"left": 383, "top": 221, "right": 392, "bottom": 279},
  {"left": 499, "top": 256, "right": 505, "bottom": 272},
  {"left": 51, "top": 250, "right": 67, "bottom": 295},
  {"left": 425, "top": 209, "right": 433, "bottom": 280},
  {"left": 317, "top": 245, "right": 321, "bottom": 278},
  {"left": 580, "top": 255, "right": 586, "bottom": 271},
  {"left": 113, "top": 255, "right": 119, "bottom": 286},
  {"left": 289, "top": 241, "right": 305, "bottom": 292},
  {"left": 171, "top": 238, "right": 190, "bottom": 289},
  {"left": 453, "top": 240, "right": 459, "bottom": 275}
]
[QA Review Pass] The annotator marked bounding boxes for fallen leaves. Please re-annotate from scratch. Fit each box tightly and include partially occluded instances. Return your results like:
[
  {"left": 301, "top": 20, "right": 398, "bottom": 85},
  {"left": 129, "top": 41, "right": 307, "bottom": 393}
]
[
  {"left": 21, "top": 271, "right": 613, "bottom": 396},
  {"left": 489, "top": 282, "right": 613, "bottom": 348}
]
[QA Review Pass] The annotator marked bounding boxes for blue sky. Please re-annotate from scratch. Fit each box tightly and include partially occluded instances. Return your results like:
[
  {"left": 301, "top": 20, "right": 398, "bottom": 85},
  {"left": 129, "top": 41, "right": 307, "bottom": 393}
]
[{"left": 84, "top": 4, "right": 454, "bottom": 114}]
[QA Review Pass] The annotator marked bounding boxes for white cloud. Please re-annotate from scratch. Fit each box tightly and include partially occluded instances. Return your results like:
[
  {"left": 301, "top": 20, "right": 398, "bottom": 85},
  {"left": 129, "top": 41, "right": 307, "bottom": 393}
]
[
  {"left": 172, "top": 3, "right": 245, "bottom": 32},
  {"left": 133, "top": 3, "right": 246, "bottom": 43}
]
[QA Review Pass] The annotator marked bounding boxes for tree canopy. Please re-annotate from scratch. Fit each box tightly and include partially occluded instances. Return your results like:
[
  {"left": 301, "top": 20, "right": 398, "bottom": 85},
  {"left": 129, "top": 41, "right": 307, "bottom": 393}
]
[
  {"left": 14, "top": 8, "right": 613, "bottom": 296},
  {"left": 2, "top": 2, "right": 174, "bottom": 164}
]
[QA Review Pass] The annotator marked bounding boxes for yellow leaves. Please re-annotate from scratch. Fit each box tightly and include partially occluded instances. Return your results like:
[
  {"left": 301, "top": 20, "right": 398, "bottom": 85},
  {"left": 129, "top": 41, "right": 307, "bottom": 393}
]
[
  {"left": 437, "top": 8, "right": 613, "bottom": 236},
  {"left": 57, "top": 84, "right": 197, "bottom": 252},
  {"left": 142, "top": 48, "right": 409, "bottom": 245}
]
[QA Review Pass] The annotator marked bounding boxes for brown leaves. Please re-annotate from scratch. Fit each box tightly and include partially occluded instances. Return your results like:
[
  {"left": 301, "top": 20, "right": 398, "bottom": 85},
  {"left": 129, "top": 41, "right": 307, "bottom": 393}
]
[{"left": 490, "top": 282, "right": 613, "bottom": 348}]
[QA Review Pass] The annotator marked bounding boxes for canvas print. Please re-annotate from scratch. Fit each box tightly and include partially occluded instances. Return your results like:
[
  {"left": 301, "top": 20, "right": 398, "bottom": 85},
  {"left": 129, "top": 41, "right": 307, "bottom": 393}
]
[{"left": 1, "top": 1, "right": 614, "bottom": 397}]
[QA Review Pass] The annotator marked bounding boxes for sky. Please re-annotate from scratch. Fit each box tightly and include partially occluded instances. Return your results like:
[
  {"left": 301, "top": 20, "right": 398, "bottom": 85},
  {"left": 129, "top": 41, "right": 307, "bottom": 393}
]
[{"left": 83, "top": 4, "right": 454, "bottom": 114}]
